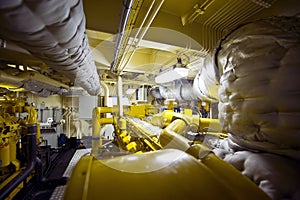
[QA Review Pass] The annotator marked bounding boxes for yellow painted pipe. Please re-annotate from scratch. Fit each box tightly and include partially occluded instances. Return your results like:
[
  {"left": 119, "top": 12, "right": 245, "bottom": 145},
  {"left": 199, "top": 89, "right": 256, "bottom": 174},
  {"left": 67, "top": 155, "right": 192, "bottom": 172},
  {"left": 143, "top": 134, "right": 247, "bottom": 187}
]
[
  {"left": 185, "top": 143, "right": 270, "bottom": 199},
  {"left": 98, "top": 107, "right": 113, "bottom": 114},
  {"left": 186, "top": 143, "right": 211, "bottom": 159},
  {"left": 92, "top": 108, "right": 101, "bottom": 155},
  {"left": 163, "top": 119, "right": 187, "bottom": 135},
  {"left": 24, "top": 105, "right": 37, "bottom": 124},
  {"left": 151, "top": 110, "right": 177, "bottom": 127},
  {"left": 201, "top": 153, "right": 270, "bottom": 199},
  {"left": 98, "top": 118, "right": 114, "bottom": 125},
  {"left": 159, "top": 119, "right": 190, "bottom": 151},
  {"left": 152, "top": 110, "right": 223, "bottom": 133},
  {"left": 199, "top": 118, "right": 222, "bottom": 132},
  {"left": 92, "top": 107, "right": 115, "bottom": 155},
  {"left": 158, "top": 118, "right": 268, "bottom": 199}
]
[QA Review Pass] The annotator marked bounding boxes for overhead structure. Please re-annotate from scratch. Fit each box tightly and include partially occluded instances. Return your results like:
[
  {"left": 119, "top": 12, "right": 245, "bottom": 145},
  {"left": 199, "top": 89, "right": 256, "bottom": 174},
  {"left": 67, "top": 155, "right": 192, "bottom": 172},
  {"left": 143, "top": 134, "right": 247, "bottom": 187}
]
[
  {"left": 0, "top": 0, "right": 297, "bottom": 94},
  {"left": 181, "top": 0, "right": 215, "bottom": 26},
  {"left": 110, "top": 0, "right": 165, "bottom": 75},
  {"left": 155, "top": 58, "right": 189, "bottom": 84}
]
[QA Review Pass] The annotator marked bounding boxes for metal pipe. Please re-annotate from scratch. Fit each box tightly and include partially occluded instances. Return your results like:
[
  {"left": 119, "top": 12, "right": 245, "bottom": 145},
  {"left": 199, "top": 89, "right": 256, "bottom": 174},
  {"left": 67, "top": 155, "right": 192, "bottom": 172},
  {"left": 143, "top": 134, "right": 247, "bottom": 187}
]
[
  {"left": 0, "top": 124, "right": 37, "bottom": 200},
  {"left": 35, "top": 157, "right": 43, "bottom": 182},
  {"left": 110, "top": 0, "right": 135, "bottom": 73},
  {"left": 159, "top": 119, "right": 190, "bottom": 151},
  {"left": 143, "top": 85, "right": 146, "bottom": 101},
  {"left": 23, "top": 104, "right": 37, "bottom": 124},
  {"left": 66, "top": 110, "right": 72, "bottom": 138},
  {"left": 117, "top": 76, "right": 123, "bottom": 117},
  {"left": 61, "top": 107, "right": 70, "bottom": 118},
  {"left": 0, "top": 1, "right": 101, "bottom": 96},
  {"left": 92, "top": 107, "right": 114, "bottom": 155},
  {"left": 100, "top": 81, "right": 109, "bottom": 107},
  {"left": 119, "top": 0, "right": 165, "bottom": 73},
  {"left": 0, "top": 70, "right": 25, "bottom": 83},
  {"left": 118, "top": 0, "right": 156, "bottom": 70},
  {"left": 103, "top": 78, "right": 156, "bottom": 85}
]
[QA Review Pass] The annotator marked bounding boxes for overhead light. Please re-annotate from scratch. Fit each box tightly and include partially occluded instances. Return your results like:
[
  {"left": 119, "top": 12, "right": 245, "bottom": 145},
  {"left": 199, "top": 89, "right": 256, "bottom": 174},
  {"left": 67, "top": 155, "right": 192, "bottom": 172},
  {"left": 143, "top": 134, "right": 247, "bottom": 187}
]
[{"left": 155, "top": 67, "right": 189, "bottom": 83}]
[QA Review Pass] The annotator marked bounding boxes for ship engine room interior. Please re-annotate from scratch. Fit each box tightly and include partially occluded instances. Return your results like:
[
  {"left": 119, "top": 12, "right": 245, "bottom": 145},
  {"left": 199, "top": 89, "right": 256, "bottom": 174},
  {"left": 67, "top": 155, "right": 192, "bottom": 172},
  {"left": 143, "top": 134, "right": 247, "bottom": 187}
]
[{"left": 0, "top": 0, "right": 300, "bottom": 199}]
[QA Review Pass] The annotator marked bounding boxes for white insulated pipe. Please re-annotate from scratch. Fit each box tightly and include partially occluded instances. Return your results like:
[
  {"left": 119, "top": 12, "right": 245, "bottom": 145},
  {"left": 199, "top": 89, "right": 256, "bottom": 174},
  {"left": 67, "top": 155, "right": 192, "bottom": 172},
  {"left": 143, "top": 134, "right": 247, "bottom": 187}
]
[
  {"left": 0, "top": 0, "right": 101, "bottom": 96},
  {"left": 100, "top": 81, "right": 110, "bottom": 107},
  {"left": 117, "top": 76, "right": 123, "bottom": 117}
]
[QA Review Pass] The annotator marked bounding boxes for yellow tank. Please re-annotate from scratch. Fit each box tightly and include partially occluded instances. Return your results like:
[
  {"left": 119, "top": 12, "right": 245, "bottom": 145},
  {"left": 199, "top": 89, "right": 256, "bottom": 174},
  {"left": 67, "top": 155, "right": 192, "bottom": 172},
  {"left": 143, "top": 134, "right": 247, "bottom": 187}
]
[
  {"left": 64, "top": 149, "right": 270, "bottom": 200},
  {"left": 8, "top": 136, "right": 17, "bottom": 163},
  {"left": 0, "top": 138, "right": 10, "bottom": 167}
]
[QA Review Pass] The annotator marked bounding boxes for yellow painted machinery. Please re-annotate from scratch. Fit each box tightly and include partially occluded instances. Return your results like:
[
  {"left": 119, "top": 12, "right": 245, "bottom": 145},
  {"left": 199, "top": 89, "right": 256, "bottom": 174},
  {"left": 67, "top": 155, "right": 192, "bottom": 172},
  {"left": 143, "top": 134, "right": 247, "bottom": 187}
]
[
  {"left": 125, "top": 104, "right": 159, "bottom": 118},
  {"left": 0, "top": 95, "right": 39, "bottom": 199},
  {"left": 64, "top": 107, "right": 271, "bottom": 200}
]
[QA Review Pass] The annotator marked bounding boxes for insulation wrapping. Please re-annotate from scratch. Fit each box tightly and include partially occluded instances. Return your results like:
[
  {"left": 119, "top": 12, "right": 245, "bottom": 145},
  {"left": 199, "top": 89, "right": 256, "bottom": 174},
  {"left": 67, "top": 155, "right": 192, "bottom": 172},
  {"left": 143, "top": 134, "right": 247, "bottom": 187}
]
[
  {"left": 174, "top": 80, "right": 196, "bottom": 102},
  {"left": 193, "top": 50, "right": 220, "bottom": 102},
  {"left": 0, "top": 0, "right": 101, "bottom": 95},
  {"left": 213, "top": 139, "right": 300, "bottom": 200},
  {"left": 217, "top": 16, "right": 300, "bottom": 160}
]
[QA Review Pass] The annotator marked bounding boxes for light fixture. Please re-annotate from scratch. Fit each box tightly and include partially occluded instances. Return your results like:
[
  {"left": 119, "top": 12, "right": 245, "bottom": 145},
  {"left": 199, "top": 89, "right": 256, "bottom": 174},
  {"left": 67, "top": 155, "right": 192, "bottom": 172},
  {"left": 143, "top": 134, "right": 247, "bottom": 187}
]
[
  {"left": 155, "top": 67, "right": 189, "bottom": 83},
  {"left": 155, "top": 57, "right": 189, "bottom": 84}
]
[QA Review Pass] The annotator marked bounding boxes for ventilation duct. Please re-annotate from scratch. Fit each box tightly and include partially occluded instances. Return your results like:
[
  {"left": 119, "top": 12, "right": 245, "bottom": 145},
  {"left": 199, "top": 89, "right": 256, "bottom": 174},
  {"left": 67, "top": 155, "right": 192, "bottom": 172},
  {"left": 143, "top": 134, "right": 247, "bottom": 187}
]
[
  {"left": 155, "top": 58, "right": 189, "bottom": 84},
  {"left": 0, "top": 0, "right": 101, "bottom": 96},
  {"left": 174, "top": 80, "right": 196, "bottom": 102},
  {"left": 150, "top": 81, "right": 197, "bottom": 103},
  {"left": 192, "top": 51, "right": 220, "bottom": 102},
  {"left": 149, "top": 86, "right": 164, "bottom": 99},
  {"left": 155, "top": 68, "right": 189, "bottom": 84}
]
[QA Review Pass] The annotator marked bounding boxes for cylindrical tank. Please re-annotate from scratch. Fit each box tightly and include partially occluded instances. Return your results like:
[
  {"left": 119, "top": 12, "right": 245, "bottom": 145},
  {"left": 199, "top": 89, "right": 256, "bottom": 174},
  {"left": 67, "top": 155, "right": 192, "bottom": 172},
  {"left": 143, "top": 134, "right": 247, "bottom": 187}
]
[
  {"left": 0, "top": 138, "right": 10, "bottom": 167},
  {"left": 64, "top": 149, "right": 270, "bottom": 200},
  {"left": 8, "top": 136, "right": 17, "bottom": 163},
  {"left": 36, "top": 123, "right": 41, "bottom": 144}
]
